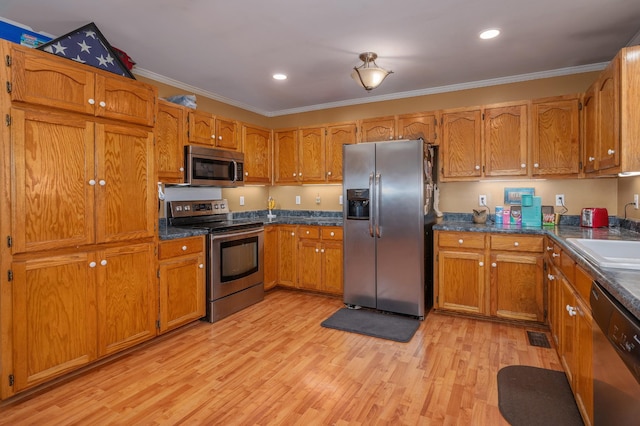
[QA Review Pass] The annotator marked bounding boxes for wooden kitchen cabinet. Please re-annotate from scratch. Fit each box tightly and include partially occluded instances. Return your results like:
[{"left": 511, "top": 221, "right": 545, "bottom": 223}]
[
  {"left": 158, "top": 236, "right": 206, "bottom": 333},
  {"left": 299, "top": 126, "right": 326, "bottom": 183},
  {"left": 263, "top": 226, "right": 278, "bottom": 290},
  {"left": 360, "top": 116, "right": 396, "bottom": 142},
  {"left": 215, "top": 117, "right": 239, "bottom": 151},
  {"left": 274, "top": 128, "right": 299, "bottom": 184},
  {"left": 435, "top": 231, "right": 487, "bottom": 315},
  {"left": 531, "top": 94, "right": 581, "bottom": 177},
  {"left": 360, "top": 112, "right": 437, "bottom": 143},
  {"left": 297, "top": 226, "right": 343, "bottom": 295},
  {"left": 582, "top": 82, "right": 598, "bottom": 174},
  {"left": 156, "top": 99, "right": 188, "bottom": 183},
  {"left": 325, "top": 122, "right": 357, "bottom": 183},
  {"left": 440, "top": 107, "right": 483, "bottom": 180},
  {"left": 489, "top": 234, "right": 544, "bottom": 322},
  {"left": 188, "top": 110, "right": 216, "bottom": 146},
  {"left": 242, "top": 124, "right": 272, "bottom": 184},
  {"left": 10, "top": 108, "right": 156, "bottom": 254},
  {"left": 10, "top": 44, "right": 156, "bottom": 127},
  {"left": 483, "top": 102, "right": 529, "bottom": 177},
  {"left": 276, "top": 225, "right": 298, "bottom": 287}
]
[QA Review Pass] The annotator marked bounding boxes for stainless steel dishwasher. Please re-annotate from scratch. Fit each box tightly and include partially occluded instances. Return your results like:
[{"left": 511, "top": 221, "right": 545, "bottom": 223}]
[{"left": 590, "top": 281, "right": 640, "bottom": 425}]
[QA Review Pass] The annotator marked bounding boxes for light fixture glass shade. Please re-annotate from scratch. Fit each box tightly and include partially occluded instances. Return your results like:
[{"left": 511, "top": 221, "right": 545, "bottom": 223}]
[{"left": 352, "top": 52, "right": 392, "bottom": 91}]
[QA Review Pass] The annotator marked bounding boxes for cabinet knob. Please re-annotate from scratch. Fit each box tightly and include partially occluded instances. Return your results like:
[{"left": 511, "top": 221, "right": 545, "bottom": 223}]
[
  {"left": 321, "top": 248, "right": 325, "bottom": 253},
  {"left": 199, "top": 264, "right": 204, "bottom": 269},
  {"left": 88, "top": 98, "right": 95, "bottom": 105},
  {"left": 100, "top": 259, "right": 107, "bottom": 266},
  {"left": 389, "top": 136, "right": 393, "bottom": 140},
  {"left": 218, "top": 136, "right": 223, "bottom": 140},
  {"left": 547, "top": 274, "right": 555, "bottom": 281},
  {"left": 99, "top": 101, "right": 106, "bottom": 108},
  {"left": 330, "top": 232, "right": 335, "bottom": 236},
  {"left": 299, "top": 172, "right": 302, "bottom": 177},
  {"left": 293, "top": 173, "right": 297, "bottom": 177},
  {"left": 306, "top": 230, "right": 310, "bottom": 235},
  {"left": 89, "top": 261, "right": 97, "bottom": 268},
  {"left": 514, "top": 242, "right": 519, "bottom": 247},
  {"left": 479, "top": 261, "right": 484, "bottom": 267},
  {"left": 211, "top": 134, "right": 216, "bottom": 139},
  {"left": 607, "top": 149, "right": 615, "bottom": 155},
  {"left": 327, "top": 171, "right": 332, "bottom": 176},
  {"left": 588, "top": 156, "right": 595, "bottom": 162},
  {"left": 521, "top": 163, "right": 526, "bottom": 168},
  {"left": 315, "top": 248, "right": 319, "bottom": 253},
  {"left": 491, "top": 262, "right": 497, "bottom": 268},
  {"left": 546, "top": 246, "right": 553, "bottom": 251},
  {"left": 475, "top": 165, "right": 480, "bottom": 170},
  {"left": 88, "top": 179, "right": 96, "bottom": 186},
  {"left": 99, "top": 180, "right": 106, "bottom": 186},
  {"left": 458, "top": 239, "right": 464, "bottom": 244},
  {"left": 533, "top": 163, "right": 539, "bottom": 168},
  {"left": 182, "top": 245, "right": 187, "bottom": 251},
  {"left": 552, "top": 253, "right": 560, "bottom": 258},
  {"left": 179, "top": 167, "right": 184, "bottom": 172},
  {"left": 291, "top": 232, "right": 295, "bottom": 236},
  {"left": 566, "top": 304, "right": 577, "bottom": 317},
  {"left": 245, "top": 171, "right": 249, "bottom": 176}
]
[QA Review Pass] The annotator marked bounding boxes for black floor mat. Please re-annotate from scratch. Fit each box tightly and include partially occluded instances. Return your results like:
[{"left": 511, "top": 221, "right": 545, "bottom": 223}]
[
  {"left": 527, "top": 331, "right": 551, "bottom": 348},
  {"left": 321, "top": 308, "right": 420, "bottom": 342}
]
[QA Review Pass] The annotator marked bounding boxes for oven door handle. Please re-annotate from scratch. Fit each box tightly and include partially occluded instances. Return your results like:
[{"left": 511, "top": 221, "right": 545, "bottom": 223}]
[{"left": 210, "top": 228, "right": 264, "bottom": 241}]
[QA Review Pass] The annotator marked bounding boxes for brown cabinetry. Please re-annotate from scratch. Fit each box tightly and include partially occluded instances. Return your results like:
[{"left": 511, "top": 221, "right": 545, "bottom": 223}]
[
  {"left": 10, "top": 44, "right": 156, "bottom": 127},
  {"left": 242, "top": 124, "right": 272, "bottom": 184},
  {"left": 274, "top": 129, "right": 299, "bottom": 184},
  {"left": 297, "top": 226, "right": 343, "bottom": 294},
  {"left": 263, "top": 226, "right": 278, "bottom": 290},
  {"left": 440, "top": 108, "right": 483, "bottom": 180},
  {"left": 187, "top": 110, "right": 239, "bottom": 150},
  {"left": 360, "top": 112, "right": 437, "bottom": 143},
  {"left": 275, "top": 225, "right": 298, "bottom": 287},
  {"left": 158, "top": 236, "right": 206, "bottom": 333},
  {"left": 156, "top": 100, "right": 188, "bottom": 183}
]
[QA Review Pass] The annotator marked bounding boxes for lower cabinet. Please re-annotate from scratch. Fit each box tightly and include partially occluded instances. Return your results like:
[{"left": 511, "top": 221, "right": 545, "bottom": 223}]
[
  {"left": 263, "top": 226, "right": 278, "bottom": 290},
  {"left": 158, "top": 236, "right": 206, "bottom": 334},
  {"left": 11, "top": 242, "right": 156, "bottom": 392},
  {"left": 434, "top": 231, "right": 545, "bottom": 323},
  {"left": 266, "top": 224, "right": 343, "bottom": 295}
]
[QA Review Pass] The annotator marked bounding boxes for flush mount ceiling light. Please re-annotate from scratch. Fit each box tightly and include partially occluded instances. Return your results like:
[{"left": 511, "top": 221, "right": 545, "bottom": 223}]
[
  {"left": 479, "top": 28, "right": 500, "bottom": 39},
  {"left": 273, "top": 73, "right": 287, "bottom": 80},
  {"left": 351, "top": 52, "right": 393, "bottom": 91}
]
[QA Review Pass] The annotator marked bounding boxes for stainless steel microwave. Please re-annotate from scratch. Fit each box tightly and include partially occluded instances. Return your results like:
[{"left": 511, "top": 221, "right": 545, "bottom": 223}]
[{"left": 184, "top": 145, "right": 244, "bottom": 187}]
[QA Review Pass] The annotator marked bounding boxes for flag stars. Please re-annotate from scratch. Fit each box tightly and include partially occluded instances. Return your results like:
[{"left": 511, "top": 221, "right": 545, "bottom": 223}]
[
  {"left": 84, "top": 30, "right": 97, "bottom": 39},
  {"left": 72, "top": 55, "right": 86, "bottom": 64},
  {"left": 77, "top": 40, "right": 91, "bottom": 53},
  {"left": 52, "top": 42, "right": 68, "bottom": 56},
  {"left": 96, "top": 55, "right": 109, "bottom": 67}
]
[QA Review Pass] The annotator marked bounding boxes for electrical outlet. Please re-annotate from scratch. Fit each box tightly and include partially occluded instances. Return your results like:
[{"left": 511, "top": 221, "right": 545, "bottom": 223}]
[
  {"left": 239, "top": 196, "right": 245, "bottom": 206},
  {"left": 295, "top": 195, "right": 301, "bottom": 205},
  {"left": 478, "top": 195, "right": 487, "bottom": 206},
  {"left": 634, "top": 194, "right": 639, "bottom": 209},
  {"left": 339, "top": 195, "right": 343, "bottom": 205},
  {"left": 555, "top": 194, "right": 565, "bottom": 207}
]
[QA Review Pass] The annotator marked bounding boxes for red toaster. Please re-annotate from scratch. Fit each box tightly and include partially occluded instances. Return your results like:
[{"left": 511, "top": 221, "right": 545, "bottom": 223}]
[{"left": 580, "top": 208, "right": 609, "bottom": 228}]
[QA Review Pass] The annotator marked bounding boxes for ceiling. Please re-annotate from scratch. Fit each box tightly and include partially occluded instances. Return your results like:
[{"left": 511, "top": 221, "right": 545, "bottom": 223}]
[{"left": 2, "top": 0, "right": 640, "bottom": 117}]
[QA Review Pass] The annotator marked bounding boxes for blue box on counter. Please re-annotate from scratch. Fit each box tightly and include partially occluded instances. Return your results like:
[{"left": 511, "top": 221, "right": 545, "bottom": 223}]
[{"left": 0, "top": 17, "right": 53, "bottom": 48}]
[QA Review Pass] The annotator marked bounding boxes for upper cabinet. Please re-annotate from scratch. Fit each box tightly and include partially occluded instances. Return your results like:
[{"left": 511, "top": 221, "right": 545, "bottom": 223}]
[
  {"left": 9, "top": 44, "right": 156, "bottom": 127},
  {"left": 156, "top": 100, "right": 188, "bottom": 183},
  {"left": 484, "top": 103, "right": 529, "bottom": 177},
  {"left": 326, "top": 122, "right": 357, "bottom": 183},
  {"left": 531, "top": 95, "right": 580, "bottom": 177},
  {"left": 274, "top": 128, "right": 299, "bottom": 184},
  {"left": 187, "top": 110, "right": 239, "bottom": 151},
  {"left": 242, "top": 124, "right": 272, "bottom": 184},
  {"left": 440, "top": 107, "right": 483, "bottom": 180},
  {"left": 360, "top": 112, "right": 437, "bottom": 143}
]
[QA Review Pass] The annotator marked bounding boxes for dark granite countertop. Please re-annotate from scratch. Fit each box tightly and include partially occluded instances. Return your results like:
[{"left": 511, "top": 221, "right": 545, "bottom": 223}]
[{"left": 434, "top": 219, "right": 640, "bottom": 320}]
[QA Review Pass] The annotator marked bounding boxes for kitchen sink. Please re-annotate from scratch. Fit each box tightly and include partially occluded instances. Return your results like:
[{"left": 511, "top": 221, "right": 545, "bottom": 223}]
[{"left": 566, "top": 238, "right": 640, "bottom": 270}]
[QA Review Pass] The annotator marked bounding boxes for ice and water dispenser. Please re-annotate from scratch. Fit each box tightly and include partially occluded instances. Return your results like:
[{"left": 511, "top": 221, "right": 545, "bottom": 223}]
[{"left": 346, "top": 189, "right": 370, "bottom": 219}]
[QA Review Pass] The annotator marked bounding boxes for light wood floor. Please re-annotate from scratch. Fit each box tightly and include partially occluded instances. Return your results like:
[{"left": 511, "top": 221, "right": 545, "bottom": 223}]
[{"left": 1, "top": 289, "right": 561, "bottom": 425}]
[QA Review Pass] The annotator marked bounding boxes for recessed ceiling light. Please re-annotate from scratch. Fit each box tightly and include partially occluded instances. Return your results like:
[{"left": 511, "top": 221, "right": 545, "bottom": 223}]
[
  {"left": 273, "top": 73, "right": 287, "bottom": 80},
  {"left": 479, "top": 29, "right": 500, "bottom": 40}
]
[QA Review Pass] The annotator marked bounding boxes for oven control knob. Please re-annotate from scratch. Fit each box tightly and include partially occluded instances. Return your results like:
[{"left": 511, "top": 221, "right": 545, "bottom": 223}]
[
  {"left": 214, "top": 204, "right": 219, "bottom": 209},
  {"left": 184, "top": 205, "right": 190, "bottom": 211},
  {"left": 221, "top": 204, "right": 226, "bottom": 209},
  {"left": 176, "top": 206, "right": 182, "bottom": 212}
]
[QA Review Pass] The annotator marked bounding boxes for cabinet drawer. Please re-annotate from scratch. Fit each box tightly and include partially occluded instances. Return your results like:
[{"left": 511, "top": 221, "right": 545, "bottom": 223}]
[
  {"left": 490, "top": 235, "right": 543, "bottom": 252},
  {"left": 159, "top": 236, "right": 205, "bottom": 260},
  {"left": 321, "top": 227, "right": 343, "bottom": 240},
  {"left": 298, "top": 226, "right": 320, "bottom": 239},
  {"left": 438, "top": 232, "right": 485, "bottom": 249}
]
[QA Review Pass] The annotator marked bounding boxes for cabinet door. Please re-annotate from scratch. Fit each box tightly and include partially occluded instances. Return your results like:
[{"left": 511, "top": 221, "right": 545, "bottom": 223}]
[
  {"left": 263, "top": 226, "right": 278, "bottom": 290},
  {"left": 596, "top": 59, "right": 620, "bottom": 171},
  {"left": 242, "top": 124, "right": 272, "bottom": 184},
  {"left": 96, "top": 243, "right": 156, "bottom": 357},
  {"left": 440, "top": 109, "right": 482, "bottom": 179},
  {"left": 559, "top": 277, "right": 577, "bottom": 384},
  {"left": 575, "top": 295, "right": 593, "bottom": 425},
  {"left": 274, "top": 129, "right": 299, "bottom": 184},
  {"left": 299, "top": 127, "right": 326, "bottom": 183},
  {"left": 531, "top": 96, "right": 580, "bottom": 176},
  {"left": 484, "top": 104, "right": 528, "bottom": 177},
  {"left": 437, "top": 249, "right": 486, "bottom": 315},
  {"left": 276, "top": 225, "right": 298, "bottom": 287},
  {"left": 95, "top": 123, "right": 156, "bottom": 243},
  {"left": 11, "top": 108, "right": 96, "bottom": 253},
  {"left": 360, "top": 117, "right": 395, "bottom": 142},
  {"left": 12, "top": 253, "right": 97, "bottom": 392},
  {"left": 582, "top": 83, "right": 598, "bottom": 174},
  {"left": 326, "top": 122, "right": 356, "bottom": 183},
  {"left": 10, "top": 45, "right": 95, "bottom": 115},
  {"left": 188, "top": 110, "right": 216, "bottom": 146},
  {"left": 156, "top": 100, "right": 187, "bottom": 183},
  {"left": 215, "top": 117, "right": 239, "bottom": 150},
  {"left": 158, "top": 250, "right": 205, "bottom": 333},
  {"left": 322, "top": 240, "right": 343, "bottom": 295},
  {"left": 548, "top": 262, "right": 562, "bottom": 347},
  {"left": 95, "top": 74, "right": 156, "bottom": 127},
  {"left": 298, "top": 240, "right": 322, "bottom": 291},
  {"left": 490, "top": 252, "right": 544, "bottom": 322},
  {"left": 397, "top": 112, "right": 437, "bottom": 143}
]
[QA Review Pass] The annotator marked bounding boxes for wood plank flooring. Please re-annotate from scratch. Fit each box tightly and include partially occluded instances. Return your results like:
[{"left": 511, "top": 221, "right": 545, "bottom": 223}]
[{"left": 1, "top": 289, "right": 561, "bottom": 425}]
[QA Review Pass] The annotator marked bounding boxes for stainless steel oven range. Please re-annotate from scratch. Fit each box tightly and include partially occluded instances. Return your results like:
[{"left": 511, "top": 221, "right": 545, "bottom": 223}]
[{"left": 168, "top": 199, "right": 264, "bottom": 323}]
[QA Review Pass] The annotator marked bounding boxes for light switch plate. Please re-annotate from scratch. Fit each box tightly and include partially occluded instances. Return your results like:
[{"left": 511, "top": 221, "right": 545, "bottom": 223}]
[{"left": 295, "top": 195, "right": 301, "bottom": 205}]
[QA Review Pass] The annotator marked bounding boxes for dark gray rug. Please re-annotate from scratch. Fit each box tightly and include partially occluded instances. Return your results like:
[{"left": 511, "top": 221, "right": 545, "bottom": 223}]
[
  {"left": 497, "top": 365, "right": 583, "bottom": 426},
  {"left": 320, "top": 308, "right": 420, "bottom": 342}
]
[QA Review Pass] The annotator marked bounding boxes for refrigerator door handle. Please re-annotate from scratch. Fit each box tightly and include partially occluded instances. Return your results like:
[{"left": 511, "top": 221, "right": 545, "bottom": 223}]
[
  {"left": 375, "top": 172, "right": 381, "bottom": 238},
  {"left": 368, "top": 172, "right": 374, "bottom": 237}
]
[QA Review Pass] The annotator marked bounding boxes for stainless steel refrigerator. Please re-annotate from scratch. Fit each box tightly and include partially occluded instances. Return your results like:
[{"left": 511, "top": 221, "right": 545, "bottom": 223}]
[{"left": 343, "top": 139, "right": 436, "bottom": 319}]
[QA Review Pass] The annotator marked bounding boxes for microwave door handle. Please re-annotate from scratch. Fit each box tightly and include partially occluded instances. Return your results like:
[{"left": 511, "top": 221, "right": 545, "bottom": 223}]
[
  {"left": 368, "top": 173, "right": 374, "bottom": 237},
  {"left": 232, "top": 160, "right": 238, "bottom": 182},
  {"left": 375, "top": 173, "right": 381, "bottom": 238}
]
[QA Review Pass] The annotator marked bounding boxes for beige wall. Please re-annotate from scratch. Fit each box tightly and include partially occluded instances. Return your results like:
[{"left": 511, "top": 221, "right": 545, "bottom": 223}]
[
  {"left": 223, "top": 185, "right": 342, "bottom": 212},
  {"left": 617, "top": 175, "right": 640, "bottom": 220}
]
